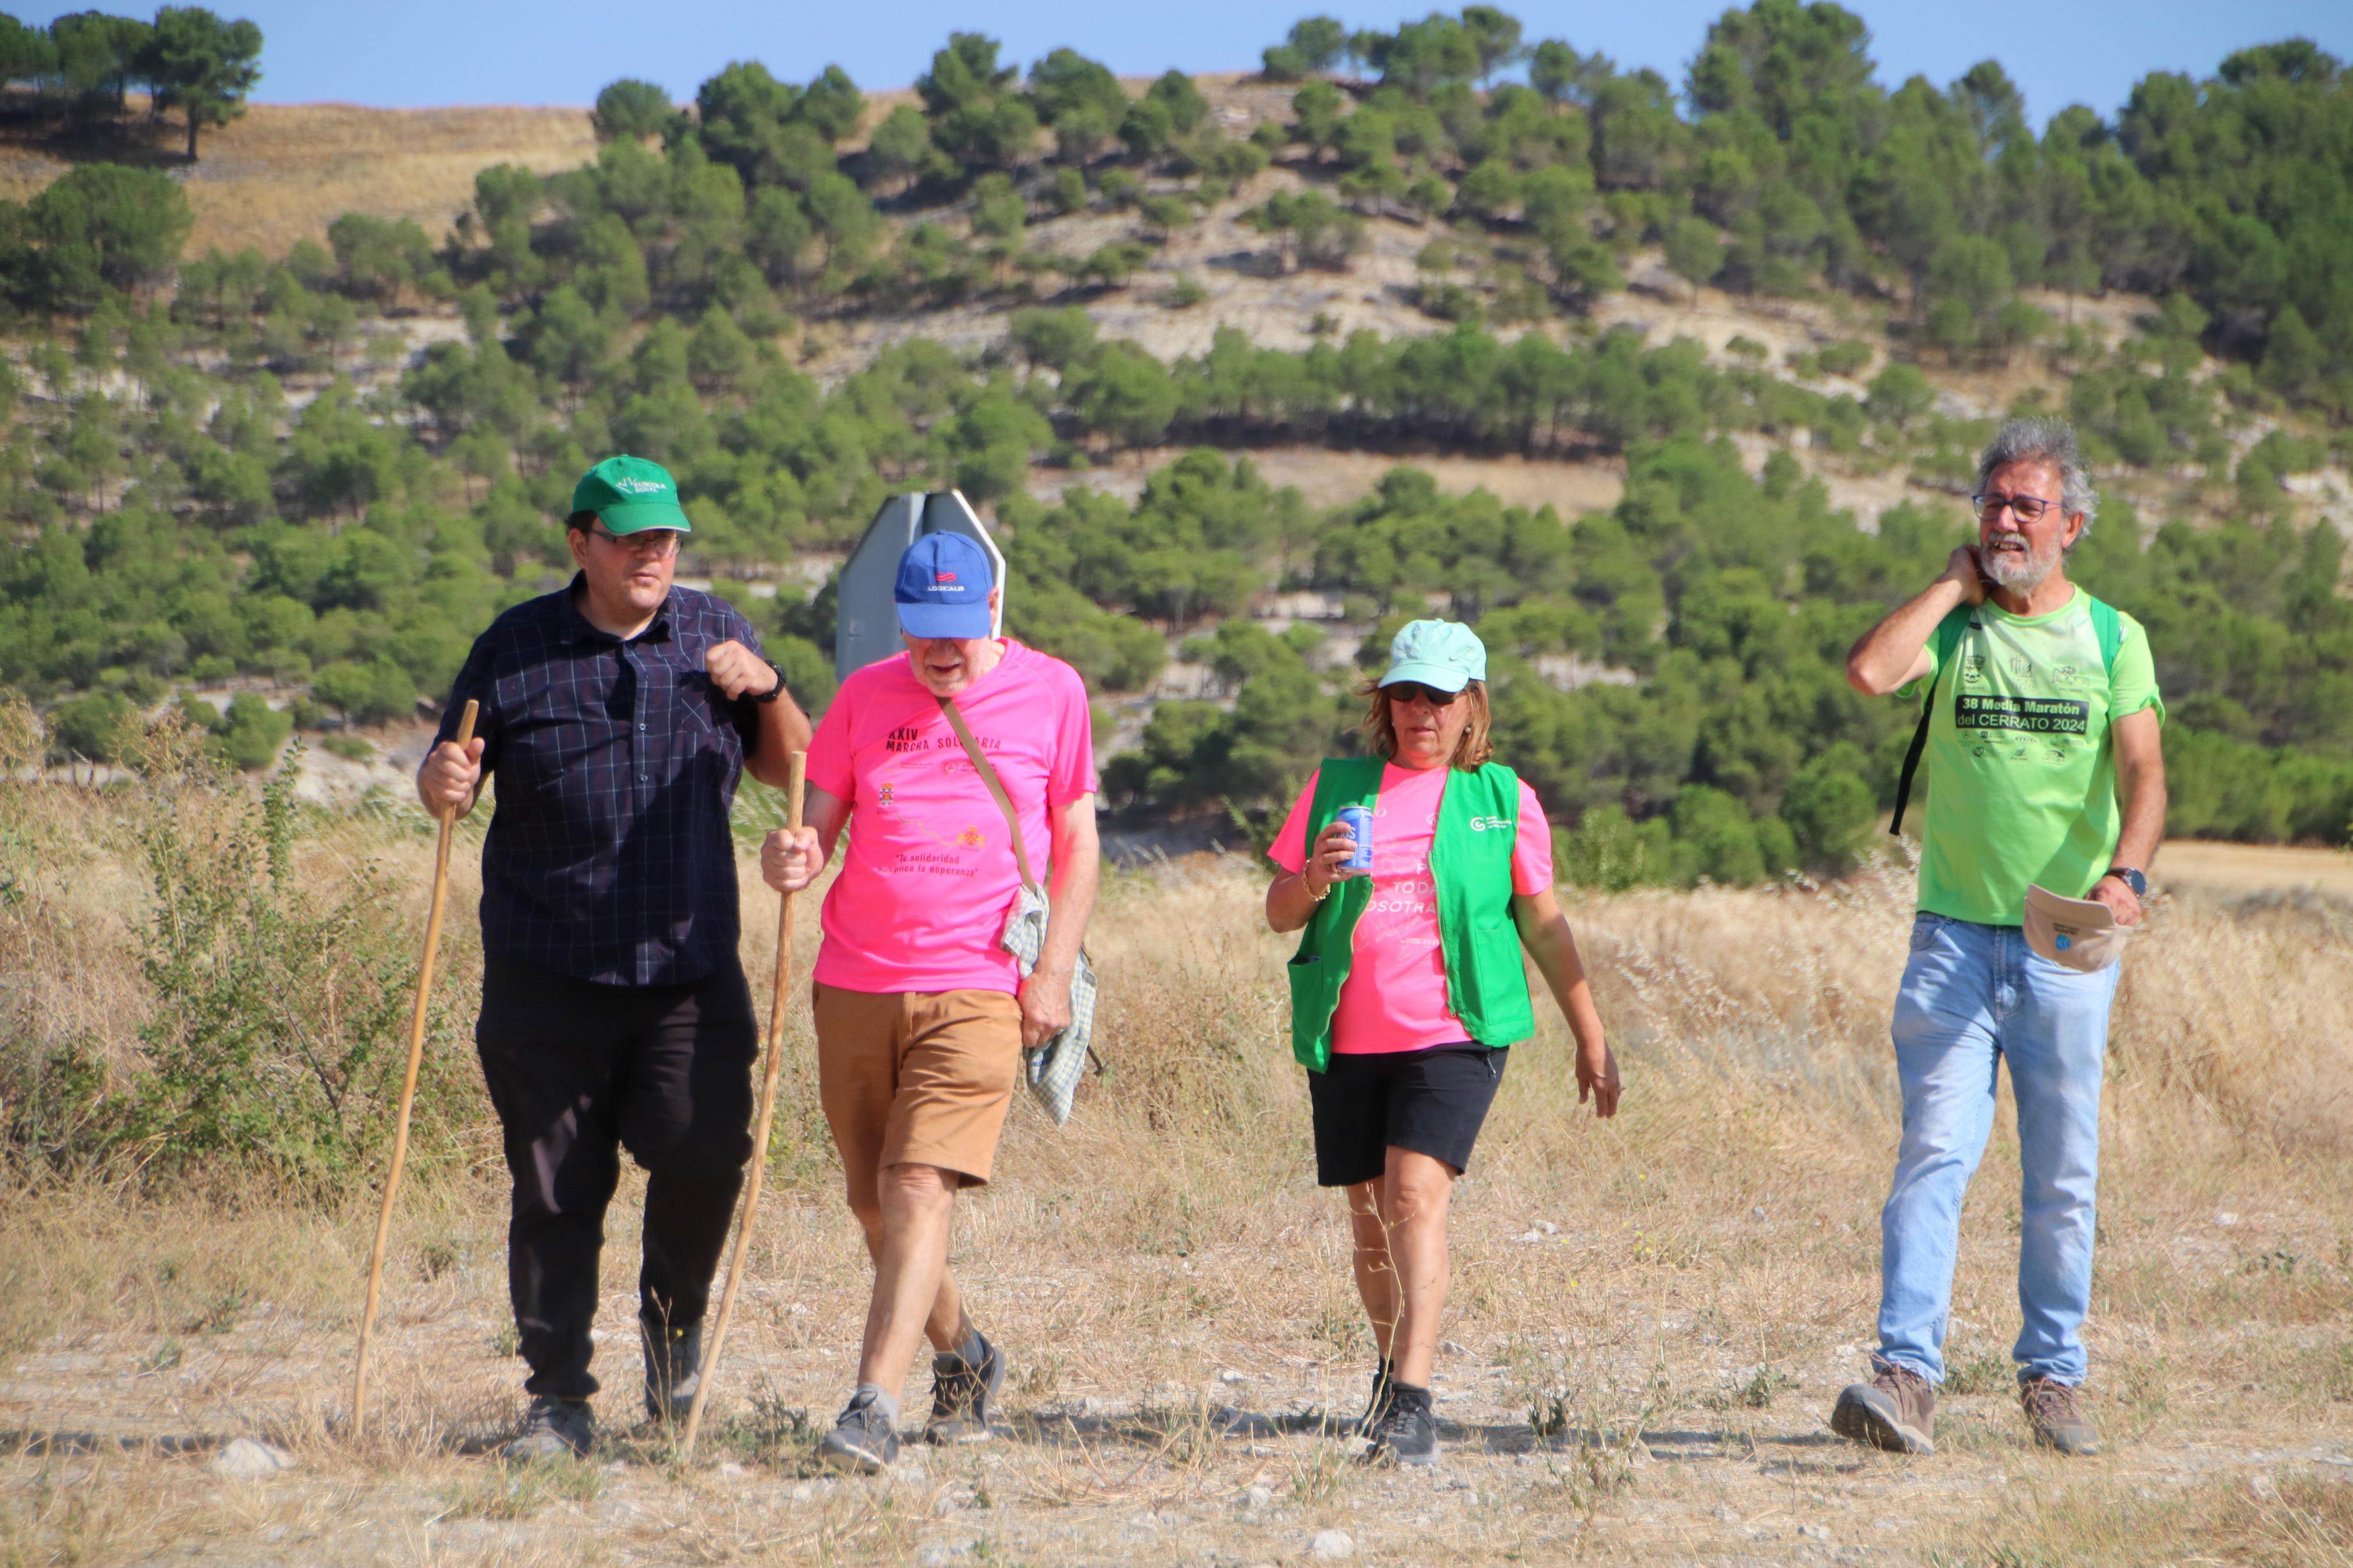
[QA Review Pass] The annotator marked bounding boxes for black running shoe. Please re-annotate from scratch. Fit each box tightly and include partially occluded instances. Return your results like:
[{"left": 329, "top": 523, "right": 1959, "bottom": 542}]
[
  {"left": 1361, "top": 1381, "right": 1439, "bottom": 1466},
  {"left": 817, "top": 1389, "right": 901, "bottom": 1475},
  {"left": 502, "top": 1394, "right": 594, "bottom": 1460},
  {"left": 925, "top": 1330, "right": 1005, "bottom": 1445}
]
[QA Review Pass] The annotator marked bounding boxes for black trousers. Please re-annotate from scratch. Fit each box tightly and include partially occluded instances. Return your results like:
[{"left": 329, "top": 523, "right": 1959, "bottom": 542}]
[{"left": 474, "top": 952, "right": 758, "bottom": 1400}]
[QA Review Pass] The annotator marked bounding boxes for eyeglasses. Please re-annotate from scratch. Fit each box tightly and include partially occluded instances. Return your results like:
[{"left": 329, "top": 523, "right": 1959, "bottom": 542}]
[
  {"left": 590, "top": 525, "right": 680, "bottom": 557},
  {"left": 1386, "top": 681, "right": 1462, "bottom": 708},
  {"left": 1971, "top": 492, "right": 2062, "bottom": 524}
]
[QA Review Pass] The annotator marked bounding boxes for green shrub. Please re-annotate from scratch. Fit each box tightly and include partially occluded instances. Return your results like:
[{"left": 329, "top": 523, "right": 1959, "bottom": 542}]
[
  {"left": 211, "top": 694, "right": 292, "bottom": 771},
  {"left": 118, "top": 739, "right": 475, "bottom": 1192},
  {"left": 47, "top": 692, "right": 134, "bottom": 763}
]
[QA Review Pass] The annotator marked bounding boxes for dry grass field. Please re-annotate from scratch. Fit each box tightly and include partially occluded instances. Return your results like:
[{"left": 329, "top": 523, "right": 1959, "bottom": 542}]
[
  {"left": 0, "top": 101, "right": 596, "bottom": 258},
  {"left": 4, "top": 760, "right": 2353, "bottom": 1567}
]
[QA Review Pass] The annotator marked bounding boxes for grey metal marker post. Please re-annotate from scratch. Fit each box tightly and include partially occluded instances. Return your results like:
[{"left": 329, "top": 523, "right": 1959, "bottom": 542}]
[{"left": 835, "top": 490, "right": 1005, "bottom": 681}]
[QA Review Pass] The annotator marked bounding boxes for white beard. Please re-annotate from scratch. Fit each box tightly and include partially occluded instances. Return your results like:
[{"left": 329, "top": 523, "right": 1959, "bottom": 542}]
[{"left": 1983, "top": 534, "right": 2059, "bottom": 593}]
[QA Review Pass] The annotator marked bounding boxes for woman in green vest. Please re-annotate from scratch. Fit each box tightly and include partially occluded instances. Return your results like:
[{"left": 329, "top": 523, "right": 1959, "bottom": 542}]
[{"left": 1266, "top": 619, "right": 1620, "bottom": 1467}]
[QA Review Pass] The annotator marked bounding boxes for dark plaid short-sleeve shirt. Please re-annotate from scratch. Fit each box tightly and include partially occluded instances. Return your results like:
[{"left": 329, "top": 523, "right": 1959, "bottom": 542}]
[{"left": 436, "top": 577, "right": 764, "bottom": 987}]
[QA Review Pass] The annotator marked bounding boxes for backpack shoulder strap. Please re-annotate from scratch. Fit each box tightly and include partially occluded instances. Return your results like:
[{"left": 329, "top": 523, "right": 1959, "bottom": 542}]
[
  {"left": 1888, "top": 605, "right": 1975, "bottom": 838},
  {"left": 2085, "top": 593, "right": 2122, "bottom": 677}
]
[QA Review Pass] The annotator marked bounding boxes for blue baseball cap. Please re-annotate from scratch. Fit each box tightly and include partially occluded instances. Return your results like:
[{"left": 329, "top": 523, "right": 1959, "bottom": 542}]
[
  {"left": 1379, "top": 619, "right": 1487, "bottom": 692},
  {"left": 895, "top": 532, "right": 996, "bottom": 638}
]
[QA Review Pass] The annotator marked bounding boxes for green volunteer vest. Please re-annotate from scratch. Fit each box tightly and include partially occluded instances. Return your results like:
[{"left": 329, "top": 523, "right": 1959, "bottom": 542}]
[{"left": 1284, "top": 755, "right": 1536, "bottom": 1073}]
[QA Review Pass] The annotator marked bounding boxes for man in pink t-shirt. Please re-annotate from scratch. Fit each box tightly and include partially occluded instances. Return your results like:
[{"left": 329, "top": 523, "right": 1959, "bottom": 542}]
[{"left": 762, "top": 533, "right": 1099, "bottom": 1475}]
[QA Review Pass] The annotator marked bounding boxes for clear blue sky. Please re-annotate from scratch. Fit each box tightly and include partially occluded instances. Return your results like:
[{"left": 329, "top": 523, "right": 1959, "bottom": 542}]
[{"left": 20, "top": 2, "right": 2353, "bottom": 127}]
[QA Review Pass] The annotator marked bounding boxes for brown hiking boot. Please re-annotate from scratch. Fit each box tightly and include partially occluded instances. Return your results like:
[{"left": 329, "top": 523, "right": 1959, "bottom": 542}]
[
  {"left": 2020, "top": 1376, "right": 2100, "bottom": 1456},
  {"left": 1830, "top": 1363, "right": 1936, "bottom": 1455}
]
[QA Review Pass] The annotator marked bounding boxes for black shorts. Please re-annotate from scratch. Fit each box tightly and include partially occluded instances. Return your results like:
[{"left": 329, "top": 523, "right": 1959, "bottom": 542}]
[{"left": 1305, "top": 1043, "right": 1507, "bottom": 1188}]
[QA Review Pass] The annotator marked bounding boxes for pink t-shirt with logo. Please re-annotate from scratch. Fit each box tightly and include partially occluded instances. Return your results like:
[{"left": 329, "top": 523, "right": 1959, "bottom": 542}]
[
  {"left": 807, "top": 642, "right": 1098, "bottom": 995},
  {"left": 1269, "top": 763, "right": 1553, "bottom": 1054}
]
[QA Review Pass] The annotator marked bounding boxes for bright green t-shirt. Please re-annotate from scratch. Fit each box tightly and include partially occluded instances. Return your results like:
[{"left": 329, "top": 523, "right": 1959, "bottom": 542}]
[{"left": 1904, "top": 588, "right": 2164, "bottom": 926}]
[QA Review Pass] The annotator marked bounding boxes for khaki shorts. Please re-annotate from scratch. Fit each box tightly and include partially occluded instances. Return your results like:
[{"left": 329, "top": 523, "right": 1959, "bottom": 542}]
[{"left": 812, "top": 983, "right": 1024, "bottom": 1214}]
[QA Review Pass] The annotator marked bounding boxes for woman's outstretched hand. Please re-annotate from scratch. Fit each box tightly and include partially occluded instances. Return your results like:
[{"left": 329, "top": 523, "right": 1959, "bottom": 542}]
[{"left": 1578, "top": 1037, "right": 1621, "bottom": 1119}]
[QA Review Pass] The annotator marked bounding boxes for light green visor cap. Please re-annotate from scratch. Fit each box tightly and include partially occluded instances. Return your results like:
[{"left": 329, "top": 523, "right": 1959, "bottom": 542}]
[{"left": 1379, "top": 618, "right": 1488, "bottom": 692}]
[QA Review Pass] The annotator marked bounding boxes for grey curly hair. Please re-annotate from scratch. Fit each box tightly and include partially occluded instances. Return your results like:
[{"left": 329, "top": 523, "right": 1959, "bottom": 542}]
[{"left": 1976, "top": 416, "right": 2098, "bottom": 539}]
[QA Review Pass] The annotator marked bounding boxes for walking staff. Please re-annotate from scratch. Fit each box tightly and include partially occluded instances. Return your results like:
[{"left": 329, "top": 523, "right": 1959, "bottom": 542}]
[
  {"left": 351, "top": 698, "right": 474, "bottom": 1439},
  {"left": 681, "top": 751, "right": 805, "bottom": 1459},
  {"left": 416, "top": 455, "right": 811, "bottom": 1459},
  {"left": 1833, "top": 417, "right": 2166, "bottom": 1459}
]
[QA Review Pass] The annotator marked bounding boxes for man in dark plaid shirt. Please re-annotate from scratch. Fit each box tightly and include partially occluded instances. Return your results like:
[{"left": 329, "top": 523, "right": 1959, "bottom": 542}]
[{"left": 419, "top": 455, "right": 810, "bottom": 1460}]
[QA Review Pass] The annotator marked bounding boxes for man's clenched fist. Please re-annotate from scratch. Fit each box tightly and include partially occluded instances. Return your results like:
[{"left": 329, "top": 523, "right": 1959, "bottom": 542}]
[{"left": 707, "top": 640, "right": 780, "bottom": 701}]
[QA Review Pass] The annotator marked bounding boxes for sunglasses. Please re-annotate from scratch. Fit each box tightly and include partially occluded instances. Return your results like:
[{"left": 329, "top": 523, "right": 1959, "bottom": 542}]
[
  {"left": 1386, "top": 681, "right": 1463, "bottom": 707},
  {"left": 590, "top": 525, "right": 680, "bottom": 557}
]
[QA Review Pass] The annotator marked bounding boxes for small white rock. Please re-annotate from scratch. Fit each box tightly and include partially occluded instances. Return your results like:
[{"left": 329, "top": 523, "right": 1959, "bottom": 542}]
[
  {"left": 1799, "top": 1523, "right": 1833, "bottom": 1542},
  {"left": 210, "top": 1438, "right": 292, "bottom": 1478},
  {"left": 2216, "top": 1211, "right": 2240, "bottom": 1228},
  {"left": 717, "top": 1462, "right": 746, "bottom": 1477},
  {"left": 1244, "top": 1485, "right": 1273, "bottom": 1509},
  {"left": 789, "top": 1481, "right": 814, "bottom": 1501},
  {"left": 1219, "top": 1368, "right": 1250, "bottom": 1384},
  {"left": 1440, "top": 1340, "right": 1469, "bottom": 1355},
  {"left": 1310, "top": 1528, "right": 1355, "bottom": 1559}
]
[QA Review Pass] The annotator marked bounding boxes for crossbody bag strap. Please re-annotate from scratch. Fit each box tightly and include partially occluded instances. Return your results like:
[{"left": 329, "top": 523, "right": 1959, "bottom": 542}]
[{"left": 938, "top": 695, "right": 1039, "bottom": 893}]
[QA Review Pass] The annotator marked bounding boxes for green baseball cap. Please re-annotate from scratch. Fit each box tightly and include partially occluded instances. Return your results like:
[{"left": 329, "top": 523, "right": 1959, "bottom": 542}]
[
  {"left": 1380, "top": 618, "right": 1487, "bottom": 692},
  {"left": 570, "top": 454, "right": 691, "bottom": 535}
]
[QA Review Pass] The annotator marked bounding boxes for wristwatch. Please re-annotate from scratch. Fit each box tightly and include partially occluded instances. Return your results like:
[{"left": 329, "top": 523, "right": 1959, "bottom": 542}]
[
  {"left": 747, "top": 660, "right": 789, "bottom": 704},
  {"left": 2104, "top": 866, "right": 2146, "bottom": 898}
]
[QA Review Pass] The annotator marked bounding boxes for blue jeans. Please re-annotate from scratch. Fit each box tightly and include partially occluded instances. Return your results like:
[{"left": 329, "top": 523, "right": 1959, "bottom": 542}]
[{"left": 1875, "top": 913, "right": 2118, "bottom": 1388}]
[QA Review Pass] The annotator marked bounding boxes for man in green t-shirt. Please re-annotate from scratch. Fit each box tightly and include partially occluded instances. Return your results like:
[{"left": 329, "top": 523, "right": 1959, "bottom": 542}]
[{"left": 1830, "top": 417, "right": 2166, "bottom": 1460}]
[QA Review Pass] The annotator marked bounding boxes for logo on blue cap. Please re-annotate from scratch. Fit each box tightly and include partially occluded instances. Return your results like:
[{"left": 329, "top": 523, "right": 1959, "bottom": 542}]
[{"left": 895, "top": 533, "right": 996, "bottom": 639}]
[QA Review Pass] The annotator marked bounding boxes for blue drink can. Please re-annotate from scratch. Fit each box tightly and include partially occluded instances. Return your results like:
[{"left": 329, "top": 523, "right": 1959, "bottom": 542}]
[{"left": 1336, "top": 804, "right": 1375, "bottom": 873}]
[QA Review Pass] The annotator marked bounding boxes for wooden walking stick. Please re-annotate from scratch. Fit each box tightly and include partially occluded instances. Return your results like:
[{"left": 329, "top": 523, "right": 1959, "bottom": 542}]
[
  {"left": 682, "top": 749, "right": 806, "bottom": 1458},
  {"left": 351, "top": 698, "right": 478, "bottom": 1440}
]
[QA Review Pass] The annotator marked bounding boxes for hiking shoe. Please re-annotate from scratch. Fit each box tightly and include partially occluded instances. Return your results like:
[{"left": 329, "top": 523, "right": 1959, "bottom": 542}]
[
  {"left": 1830, "top": 1363, "right": 1936, "bottom": 1455},
  {"left": 2021, "top": 1377, "right": 2100, "bottom": 1456},
  {"left": 817, "top": 1390, "right": 901, "bottom": 1475},
  {"left": 642, "top": 1319, "right": 702, "bottom": 1424},
  {"left": 502, "top": 1395, "right": 594, "bottom": 1460},
  {"left": 1350, "top": 1357, "right": 1396, "bottom": 1437},
  {"left": 1360, "top": 1381, "right": 1439, "bottom": 1467},
  {"left": 925, "top": 1330, "right": 1005, "bottom": 1445}
]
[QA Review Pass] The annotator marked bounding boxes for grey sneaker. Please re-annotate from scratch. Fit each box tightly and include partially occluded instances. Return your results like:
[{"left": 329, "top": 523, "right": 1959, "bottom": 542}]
[
  {"left": 1831, "top": 1363, "right": 1936, "bottom": 1455},
  {"left": 642, "top": 1319, "right": 702, "bottom": 1424},
  {"left": 2021, "top": 1376, "right": 2100, "bottom": 1456},
  {"left": 925, "top": 1331, "right": 1005, "bottom": 1445},
  {"left": 1361, "top": 1381, "right": 1438, "bottom": 1466},
  {"left": 817, "top": 1390, "right": 902, "bottom": 1474},
  {"left": 503, "top": 1395, "right": 594, "bottom": 1460}
]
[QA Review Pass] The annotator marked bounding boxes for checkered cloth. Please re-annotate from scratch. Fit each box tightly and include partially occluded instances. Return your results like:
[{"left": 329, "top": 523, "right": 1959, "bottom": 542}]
[
  {"left": 999, "top": 883, "right": 1098, "bottom": 1125},
  {"left": 435, "top": 575, "right": 765, "bottom": 987}
]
